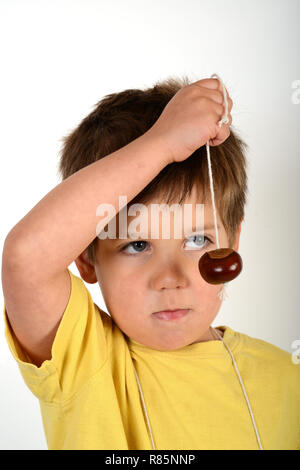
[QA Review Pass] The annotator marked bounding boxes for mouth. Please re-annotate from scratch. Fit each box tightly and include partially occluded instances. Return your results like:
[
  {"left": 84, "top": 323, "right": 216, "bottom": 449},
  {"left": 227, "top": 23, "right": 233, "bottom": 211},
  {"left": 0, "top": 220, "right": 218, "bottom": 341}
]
[{"left": 152, "top": 309, "right": 190, "bottom": 321}]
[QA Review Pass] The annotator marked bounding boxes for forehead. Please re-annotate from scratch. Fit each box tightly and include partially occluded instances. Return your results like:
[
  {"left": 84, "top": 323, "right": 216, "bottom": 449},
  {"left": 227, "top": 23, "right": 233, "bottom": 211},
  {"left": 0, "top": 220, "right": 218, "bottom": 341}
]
[{"left": 101, "top": 189, "right": 218, "bottom": 242}]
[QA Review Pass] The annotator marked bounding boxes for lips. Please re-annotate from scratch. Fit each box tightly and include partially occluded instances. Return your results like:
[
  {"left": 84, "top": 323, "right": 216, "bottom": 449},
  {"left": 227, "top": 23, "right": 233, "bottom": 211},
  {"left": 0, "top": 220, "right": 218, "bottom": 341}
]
[{"left": 152, "top": 309, "right": 190, "bottom": 321}]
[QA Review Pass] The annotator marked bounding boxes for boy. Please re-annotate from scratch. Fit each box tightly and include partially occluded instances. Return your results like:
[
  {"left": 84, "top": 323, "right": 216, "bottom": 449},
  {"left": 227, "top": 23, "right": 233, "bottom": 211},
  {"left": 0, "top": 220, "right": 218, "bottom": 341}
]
[{"left": 2, "top": 76, "right": 300, "bottom": 450}]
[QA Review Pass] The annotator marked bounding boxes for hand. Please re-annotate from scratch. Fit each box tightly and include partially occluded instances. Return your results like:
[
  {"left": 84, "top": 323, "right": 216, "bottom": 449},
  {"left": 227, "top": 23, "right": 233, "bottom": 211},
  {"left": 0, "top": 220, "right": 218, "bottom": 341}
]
[{"left": 147, "top": 77, "right": 233, "bottom": 164}]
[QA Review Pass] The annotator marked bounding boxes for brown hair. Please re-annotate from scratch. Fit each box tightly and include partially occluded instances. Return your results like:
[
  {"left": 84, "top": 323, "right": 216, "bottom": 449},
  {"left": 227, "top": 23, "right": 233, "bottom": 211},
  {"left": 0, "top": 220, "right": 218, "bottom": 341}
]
[{"left": 58, "top": 75, "right": 248, "bottom": 265}]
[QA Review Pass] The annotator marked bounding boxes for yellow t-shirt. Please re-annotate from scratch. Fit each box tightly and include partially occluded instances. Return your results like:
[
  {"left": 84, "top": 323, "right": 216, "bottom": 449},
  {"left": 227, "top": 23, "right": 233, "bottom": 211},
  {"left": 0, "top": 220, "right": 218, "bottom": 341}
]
[{"left": 3, "top": 269, "right": 300, "bottom": 450}]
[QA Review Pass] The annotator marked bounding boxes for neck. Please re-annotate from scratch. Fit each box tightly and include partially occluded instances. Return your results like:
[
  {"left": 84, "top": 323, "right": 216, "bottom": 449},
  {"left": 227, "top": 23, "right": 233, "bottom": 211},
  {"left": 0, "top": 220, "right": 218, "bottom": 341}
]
[
  {"left": 210, "top": 326, "right": 224, "bottom": 340},
  {"left": 190, "top": 326, "right": 223, "bottom": 345}
]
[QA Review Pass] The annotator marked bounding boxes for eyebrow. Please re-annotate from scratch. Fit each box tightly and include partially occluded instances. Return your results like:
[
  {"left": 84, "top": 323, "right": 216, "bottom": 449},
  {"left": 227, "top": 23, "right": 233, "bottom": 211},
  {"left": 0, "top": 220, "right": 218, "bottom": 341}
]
[
  {"left": 109, "top": 224, "right": 219, "bottom": 242},
  {"left": 197, "top": 224, "right": 219, "bottom": 231},
  {"left": 183, "top": 224, "right": 219, "bottom": 236}
]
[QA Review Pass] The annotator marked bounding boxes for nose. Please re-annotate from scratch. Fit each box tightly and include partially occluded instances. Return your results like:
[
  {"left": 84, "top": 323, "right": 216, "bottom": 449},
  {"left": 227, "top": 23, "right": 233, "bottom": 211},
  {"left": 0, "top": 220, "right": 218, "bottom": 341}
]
[{"left": 150, "top": 262, "right": 189, "bottom": 290}]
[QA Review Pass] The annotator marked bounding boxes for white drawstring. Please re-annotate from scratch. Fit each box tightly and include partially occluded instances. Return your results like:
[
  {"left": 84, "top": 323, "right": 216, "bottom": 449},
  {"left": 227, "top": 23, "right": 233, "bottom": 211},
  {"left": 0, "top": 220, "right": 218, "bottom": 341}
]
[
  {"left": 132, "top": 326, "right": 264, "bottom": 450},
  {"left": 132, "top": 365, "right": 156, "bottom": 450},
  {"left": 212, "top": 327, "right": 264, "bottom": 450}
]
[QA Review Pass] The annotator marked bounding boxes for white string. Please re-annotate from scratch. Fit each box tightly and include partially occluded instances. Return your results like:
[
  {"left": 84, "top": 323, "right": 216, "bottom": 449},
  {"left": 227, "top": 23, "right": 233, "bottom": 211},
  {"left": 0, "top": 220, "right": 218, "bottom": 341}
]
[
  {"left": 211, "top": 327, "right": 264, "bottom": 450},
  {"left": 218, "top": 283, "right": 228, "bottom": 301},
  {"left": 132, "top": 327, "right": 264, "bottom": 450},
  {"left": 207, "top": 73, "right": 230, "bottom": 302},
  {"left": 206, "top": 73, "right": 229, "bottom": 248},
  {"left": 206, "top": 141, "right": 220, "bottom": 249},
  {"left": 133, "top": 364, "right": 156, "bottom": 450}
]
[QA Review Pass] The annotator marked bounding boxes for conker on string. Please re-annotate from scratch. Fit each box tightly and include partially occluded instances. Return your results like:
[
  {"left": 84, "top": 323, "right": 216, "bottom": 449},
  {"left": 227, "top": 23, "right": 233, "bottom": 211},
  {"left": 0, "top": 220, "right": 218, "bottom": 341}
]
[{"left": 198, "top": 248, "right": 243, "bottom": 285}]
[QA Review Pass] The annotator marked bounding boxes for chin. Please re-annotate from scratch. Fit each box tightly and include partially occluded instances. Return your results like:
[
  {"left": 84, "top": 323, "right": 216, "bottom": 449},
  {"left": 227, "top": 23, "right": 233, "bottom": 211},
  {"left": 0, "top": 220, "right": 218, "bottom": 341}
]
[{"left": 149, "top": 336, "right": 191, "bottom": 351}]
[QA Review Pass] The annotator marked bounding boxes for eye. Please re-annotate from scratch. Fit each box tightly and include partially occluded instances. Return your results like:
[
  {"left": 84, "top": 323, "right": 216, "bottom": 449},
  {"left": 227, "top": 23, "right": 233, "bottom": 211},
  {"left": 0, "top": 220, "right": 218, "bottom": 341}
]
[
  {"left": 185, "top": 234, "right": 211, "bottom": 250},
  {"left": 121, "top": 235, "right": 212, "bottom": 255},
  {"left": 121, "top": 240, "right": 149, "bottom": 254}
]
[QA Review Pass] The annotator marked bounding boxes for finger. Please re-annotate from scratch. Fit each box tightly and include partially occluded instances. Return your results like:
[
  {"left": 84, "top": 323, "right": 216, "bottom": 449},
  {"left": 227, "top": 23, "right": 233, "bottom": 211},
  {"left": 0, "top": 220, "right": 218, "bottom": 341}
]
[
  {"left": 192, "top": 79, "right": 233, "bottom": 111},
  {"left": 192, "top": 78, "right": 220, "bottom": 91},
  {"left": 219, "top": 92, "right": 232, "bottom": 113},
  {"left": 219, "top": 114, "right": 232, "bottom": 129},
  {"left": 218, "top": 113, "right": 232, "bottom": 128},
  {"left": 210, "top": 116, "right": 232, "bottom": 146},
  {"left": 214, "top": 80, "right": 232, "bottom": 113},
  {"left": 218, "top": 86, "right": 232, "bottom": 118},
  {"left": 210, "top": 127, "right": 231, "bottom": 146},
  {"left": 210, "top": 100, "right": 226, "bottom": 118},
  {"left": 194, "top": 87, "right": 225, "bottom": 105},
  {"left": 193, "top": 77, "right": 228, "bottom": 97}
]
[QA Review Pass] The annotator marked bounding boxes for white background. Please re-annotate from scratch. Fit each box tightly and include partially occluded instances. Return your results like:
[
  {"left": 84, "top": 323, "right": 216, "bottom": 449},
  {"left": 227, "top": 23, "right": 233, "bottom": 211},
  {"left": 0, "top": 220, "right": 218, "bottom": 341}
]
[{"left": 0, "top": 0, "right": 299, "bottom": 450}]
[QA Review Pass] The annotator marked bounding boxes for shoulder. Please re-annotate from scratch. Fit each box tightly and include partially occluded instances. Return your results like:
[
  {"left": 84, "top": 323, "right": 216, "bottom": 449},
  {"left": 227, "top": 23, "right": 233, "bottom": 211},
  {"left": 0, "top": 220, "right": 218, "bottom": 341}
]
[
  {"left": 240, "top": 330, "right": 290, "bottom": 359},
  {"left": 236, "top": 328, "right": 300, "bottom": 383}
]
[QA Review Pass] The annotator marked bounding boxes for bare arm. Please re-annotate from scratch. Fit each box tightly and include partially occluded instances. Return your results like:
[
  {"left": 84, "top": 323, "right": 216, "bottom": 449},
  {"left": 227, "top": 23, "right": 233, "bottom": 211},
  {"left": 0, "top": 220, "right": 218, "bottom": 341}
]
[
  {"left": 4, "top": 130, "right": 170, "bottom": 278},
  {"left": 1, "top": 131, "right": 170, "bottom": 366}
]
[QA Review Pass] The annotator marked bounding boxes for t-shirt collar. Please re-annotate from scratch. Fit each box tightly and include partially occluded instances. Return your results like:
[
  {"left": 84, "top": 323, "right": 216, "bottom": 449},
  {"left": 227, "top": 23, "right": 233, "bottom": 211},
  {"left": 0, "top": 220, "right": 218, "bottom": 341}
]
[{"left": 128, "top": 325, "right": 240, "bottom": 357}]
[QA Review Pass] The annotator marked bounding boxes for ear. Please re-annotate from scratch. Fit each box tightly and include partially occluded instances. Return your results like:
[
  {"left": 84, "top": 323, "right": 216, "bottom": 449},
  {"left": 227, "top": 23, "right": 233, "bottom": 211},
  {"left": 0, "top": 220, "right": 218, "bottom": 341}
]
[
  {"left": 232, "top": 220, "right": 243, "bottom": 252},
  {"left": 74, "top": 249, "right": 98, "bottom": 284}
]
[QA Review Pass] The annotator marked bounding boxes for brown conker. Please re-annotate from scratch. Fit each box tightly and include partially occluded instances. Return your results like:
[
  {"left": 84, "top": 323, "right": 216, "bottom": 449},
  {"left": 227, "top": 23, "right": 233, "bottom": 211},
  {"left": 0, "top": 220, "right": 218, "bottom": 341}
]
[{"left": 198, "top": 248, "right": 243, "bottom": 285}]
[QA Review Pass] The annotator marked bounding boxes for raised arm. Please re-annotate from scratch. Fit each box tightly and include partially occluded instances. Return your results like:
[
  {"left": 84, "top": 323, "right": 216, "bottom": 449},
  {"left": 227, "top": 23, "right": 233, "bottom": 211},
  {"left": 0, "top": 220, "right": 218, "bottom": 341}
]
[
  {"left": 1, "top": 131, "right": 170, "bottom": 366},
  {"left": 3, "top": 131, "right": 170, "bottom": 280}
]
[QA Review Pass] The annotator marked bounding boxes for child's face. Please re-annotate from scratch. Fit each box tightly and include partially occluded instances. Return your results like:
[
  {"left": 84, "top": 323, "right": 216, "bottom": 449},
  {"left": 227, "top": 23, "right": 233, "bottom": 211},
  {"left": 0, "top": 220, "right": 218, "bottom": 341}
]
[{"left": 78, "top": 188, "right": 241, "bottom": 350}]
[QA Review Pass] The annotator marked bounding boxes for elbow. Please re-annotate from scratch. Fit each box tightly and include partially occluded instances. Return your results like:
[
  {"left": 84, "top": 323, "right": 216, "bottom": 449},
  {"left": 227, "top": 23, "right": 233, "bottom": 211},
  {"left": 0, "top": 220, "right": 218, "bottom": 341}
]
[{"left": 2, "top": 230, "right": 33, "bottom": 273}]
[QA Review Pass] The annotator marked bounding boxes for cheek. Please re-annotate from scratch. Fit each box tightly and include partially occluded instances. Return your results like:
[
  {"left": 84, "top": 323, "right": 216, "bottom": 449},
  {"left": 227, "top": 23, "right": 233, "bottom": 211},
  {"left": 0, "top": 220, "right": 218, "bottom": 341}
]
[
  {"left": 117, "top": 276, "right": 146, "bottom": 304},
  {"left": 96, "top": 250, "right": 147, "bottom": 297},
  {"left": 193, "top": 282, "right": 221, "bottom": 308},
  {"left": 106, "top": 278, "right": 147, "bottom": 330},
  {"left": 103, "top": 267, "right": 147, "bottom": 308}
]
